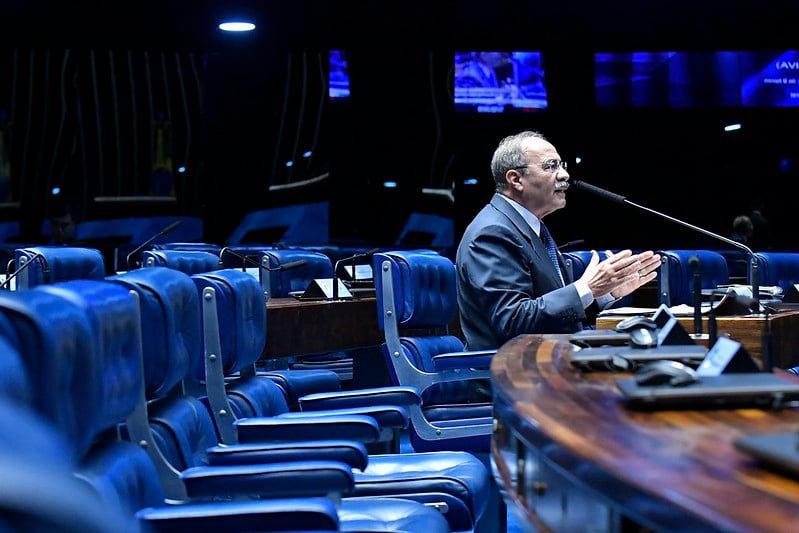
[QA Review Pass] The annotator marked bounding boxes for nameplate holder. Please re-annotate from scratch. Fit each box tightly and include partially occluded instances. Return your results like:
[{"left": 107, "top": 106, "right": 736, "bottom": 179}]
[
  {"left": 783, "top": 284, "right": 799, "bottom": 303},
  {"left": 696, "top": 336, "right": 760, "bottom": 376},
  {"left": 299, "top": 278, "right": 353, "bottom": 300}
]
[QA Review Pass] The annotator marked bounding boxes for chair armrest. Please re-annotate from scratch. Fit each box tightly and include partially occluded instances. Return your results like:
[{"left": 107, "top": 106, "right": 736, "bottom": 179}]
[
  {"left": 180, "top": 460, "right": 354, "bottom": 500},
  {"left": 279, "top": 405, "right": 408, "bottom": 431},
  {"left": 206, "top": 440, "right": 369, "bottom": 471},
  {"left": 234, "top": 414, "right": 381, "bottom": 444},
  {"left": 136, "top": 497, "right": 340, "bottom": 532},
  {"left": 432, "top": 350, "right": 495, "bottom": 371},
  {"left": 298, "top": 386, "right": 421, "bottom": 410}
]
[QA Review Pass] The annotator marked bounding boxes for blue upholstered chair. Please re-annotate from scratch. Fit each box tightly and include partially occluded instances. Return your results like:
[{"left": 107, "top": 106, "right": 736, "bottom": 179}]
[
  {"left": 0, "top": 318, "right": 130, "bottom": 533},
  {"left": 107, "top": 267, "right": 455, "bottom": 532},
  {"left": 750, "top": 252, "right": 799, "bottom": 296},
  {"left": 373, "top": 250, "right": 494, "bottom": 453},
  {"left": 10, "top": 246, "right": 106, "bottom": 289},
  {"left": 657, "top": 249, "right": 730, "bottom": 306},
  {"left": 190, "top": 267, "right": 491, "bottom": 532}
]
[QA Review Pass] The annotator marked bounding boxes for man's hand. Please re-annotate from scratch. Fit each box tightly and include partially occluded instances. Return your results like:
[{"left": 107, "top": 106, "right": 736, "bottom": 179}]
[{"left": 580, "top": 250, "right": 661, "bottom": 299}]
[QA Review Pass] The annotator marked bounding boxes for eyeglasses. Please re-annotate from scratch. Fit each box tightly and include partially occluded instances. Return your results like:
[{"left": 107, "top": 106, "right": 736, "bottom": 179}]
[{"left": 512, "top": 160, "right": 568, "bottom": 174}]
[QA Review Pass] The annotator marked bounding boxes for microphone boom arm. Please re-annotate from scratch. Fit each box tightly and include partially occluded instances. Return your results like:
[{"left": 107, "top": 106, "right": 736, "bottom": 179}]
[{"left": 572, "top": 179, "right": 759, "bottom": 314}]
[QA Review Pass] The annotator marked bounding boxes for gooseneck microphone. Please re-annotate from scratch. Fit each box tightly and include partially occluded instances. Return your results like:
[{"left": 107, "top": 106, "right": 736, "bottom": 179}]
[
  {"left": 689, "top": 255, "right": 703, "bottom": 336},
  {"left": 219, "top": 247, "right": 307, "bottom": 272},
  {"left": 125, "top": 220, "right": 183, "bottom": 271},
  {"left": 332, "top": 248, "right": 379, "bottom": 299},
  {"left": 571, "top": 179, "right": 760, "bottom": 315}
]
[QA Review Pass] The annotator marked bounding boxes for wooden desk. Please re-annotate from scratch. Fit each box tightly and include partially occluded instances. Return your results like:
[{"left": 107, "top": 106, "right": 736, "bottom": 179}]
[
  {"left": 491, "top": 334, "right": 799, "bottom": 532},
  {"left": 264, "top": 297, "right": 383, "bottom": 358},
  {"left": 597, "top": 309, "right": 799, "bottom": 369}
]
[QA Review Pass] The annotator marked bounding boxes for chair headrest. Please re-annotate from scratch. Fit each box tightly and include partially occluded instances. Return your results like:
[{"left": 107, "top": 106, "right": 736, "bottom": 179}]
[
  {"left": 374, "top": 250, "right": 457, "bottom": 329},
  {"left": 108, "top": 268, "right": 202, "bottom": 399},
  {"left": 142, "top": 250, "right": 221, "bottom": 275},
  {"left": 191, "top": 269, "right": 266, "bottom": 379},
  {"left": 14, "top": 246, "right": 106, "bottom": 288}
]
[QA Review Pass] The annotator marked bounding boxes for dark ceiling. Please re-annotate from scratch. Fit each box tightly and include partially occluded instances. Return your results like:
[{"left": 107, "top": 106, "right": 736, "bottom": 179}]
[{"left": 3, "top": 1, "right": 799, "bottom": 53}]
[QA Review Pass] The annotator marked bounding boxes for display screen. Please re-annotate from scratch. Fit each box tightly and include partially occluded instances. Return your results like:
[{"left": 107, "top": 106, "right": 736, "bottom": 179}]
[
  {"left": 454, "top": 51, "right": 548, "bottom": 113},
  {"left": 329, "top": 50, "right": 350, "bottom": 101},
  {"left": 595, "top": 50, "right": 799, "bottom": 108}
]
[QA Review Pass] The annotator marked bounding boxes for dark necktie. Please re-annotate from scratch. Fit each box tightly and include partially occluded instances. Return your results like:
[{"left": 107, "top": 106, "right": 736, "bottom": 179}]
[{"left": 539, "top": 222, "right": 564, "bottom": 285}]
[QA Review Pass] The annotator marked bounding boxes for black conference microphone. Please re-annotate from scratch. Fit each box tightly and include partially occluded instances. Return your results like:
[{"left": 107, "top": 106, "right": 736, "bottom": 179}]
[
  {"left": 570, "top": 179, "right": 761, "bottom": 315},
  {"left": 333, "top": 247, "right": 380, "bottom": 299},
  {"left": 125, "top": 220, "right": 183, "bottom": 271},
  {"left": 219, "top": 247, "right": 307, "bottom": 272},
  {"left": 1, "top": 252, "right": 49, "bottom": 290},
  {"left": 557, "top": 239, "right": 586, "bottom": 251},
  {"left": 689, "top": 255, "right": 703, "bottom": 336}
]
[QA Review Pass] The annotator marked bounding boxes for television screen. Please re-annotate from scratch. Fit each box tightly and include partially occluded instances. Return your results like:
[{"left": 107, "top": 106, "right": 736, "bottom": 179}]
[
  {"left": 454, "top": 51, "right": 548, "bottom": 113},
  {"left": 595, "top": 50, "right": 799, "bottom": 108},
  {"left": 329, "top": 50, "right": 350, "bottom": 101}
]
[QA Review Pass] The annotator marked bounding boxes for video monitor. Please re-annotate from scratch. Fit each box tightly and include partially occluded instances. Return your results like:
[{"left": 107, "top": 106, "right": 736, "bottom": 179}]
[
  {"left": 454, "top": 51, "right": 548, "bottom": 113},
  {"left": 329, "top": 50, "right": 350, "bottom": 101},
  {"left": 595, "top": 50, "right": 799, "bottom": 108}
]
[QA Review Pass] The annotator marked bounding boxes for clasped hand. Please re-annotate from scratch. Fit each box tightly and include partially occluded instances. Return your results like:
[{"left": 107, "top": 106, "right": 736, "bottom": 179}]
[{"left": 580, "top": 249, "right": 661, "bottom": 300}]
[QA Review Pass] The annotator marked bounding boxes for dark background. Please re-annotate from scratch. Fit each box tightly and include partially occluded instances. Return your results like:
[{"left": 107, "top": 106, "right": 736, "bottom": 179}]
[{"left": 0, "top": 1, "right": 796, "bottom": 252}]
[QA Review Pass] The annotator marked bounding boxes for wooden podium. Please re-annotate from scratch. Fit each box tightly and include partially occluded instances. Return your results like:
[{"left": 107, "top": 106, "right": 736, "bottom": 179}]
[{"left": 596, "top": 308, "right": 799, "bottom": 369}]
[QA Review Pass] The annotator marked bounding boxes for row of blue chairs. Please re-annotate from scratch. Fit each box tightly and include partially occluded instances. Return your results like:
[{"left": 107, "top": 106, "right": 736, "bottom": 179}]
[
  {"left": 0, "top": 246, "right": 505, "bottom": 532},
  {"left": 563, "top": 249, "right": 799, "bottom": 307}
]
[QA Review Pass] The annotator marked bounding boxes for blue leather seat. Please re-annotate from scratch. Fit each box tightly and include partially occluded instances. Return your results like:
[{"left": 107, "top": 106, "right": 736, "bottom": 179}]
[
  {"left": 373, "top": 250, "right": 494, "bottom": 453},
  {"left": 657, "top": 249, "right": 730, "bottom": 306},
  {"left": 190, "top": 267, "right": 490, "bottom": 532},
  {"left": 751, "top": 252, "right": 799, "bottom": 295},
  {"left": 11, "top": 246, "right": 106, "bottom": 289},
  {"left": 108, "top": 267, "right": 453, "bottom": 532},
  {"left": 0, "top": 315, "right": 131, "bottom": 533}
]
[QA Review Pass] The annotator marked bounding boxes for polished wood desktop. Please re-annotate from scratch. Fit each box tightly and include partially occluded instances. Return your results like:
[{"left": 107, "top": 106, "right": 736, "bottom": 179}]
[
  {"left": 596, "top": 308, "right": 799, "bottom": 369},
  {"left": 491, "top": 334, "right": 799, "bottom": 532},
  {"left": 264, "top": 296, "right": 383, "bottom": 358}
]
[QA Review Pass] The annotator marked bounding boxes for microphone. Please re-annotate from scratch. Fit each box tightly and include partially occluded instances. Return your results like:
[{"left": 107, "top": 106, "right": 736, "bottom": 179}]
[
  {"left": 558, "top": 239, "right": 586, "bottom": 251},
  {"left": 1, "top": 252, "right": 49, "bottom": 290},
  {"left": 689, "top": 255, "right": 703, "bottom": 336},
  {"left": 333, "top": 248, "right": 379, "bottom": 299},
  {"left": 219, "top": 247, "right": 307, "bottom": 272},
  {"left": 125, "top": 220, "right": 183, "bottom": 271},
  {"left": 571, "top": 179, "right": 760, "bottom": 315}
]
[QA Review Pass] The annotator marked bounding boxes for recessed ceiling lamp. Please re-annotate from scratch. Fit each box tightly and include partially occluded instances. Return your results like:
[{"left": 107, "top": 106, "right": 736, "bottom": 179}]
[{"left": 218, "top": 21, "right": 256, "bottom": 32}]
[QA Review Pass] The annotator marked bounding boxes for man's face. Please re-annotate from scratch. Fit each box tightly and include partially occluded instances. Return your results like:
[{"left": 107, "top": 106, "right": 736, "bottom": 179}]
[
  {"left": 514, "top": 139, "right": 570, "bottom": 219},
  {"left": 51, "top": 214, "right": 75, "bottom": 244}
]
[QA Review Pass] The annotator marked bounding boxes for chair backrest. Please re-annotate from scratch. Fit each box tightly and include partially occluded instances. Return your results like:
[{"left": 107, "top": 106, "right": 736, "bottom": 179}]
[
  {"left": 751, "top": 252, "right": 799, "bottom": 295},
  {"left": 0, "top": 281, "right": 150, "bottom": 529},
  {"left": 373, "top": 250, "right": 493, "bottom": 452},
  {"left": 153, "top": 242, "right": 223, "bottom": 254},
  {"left": 142, "top": 249, "right": 222, "bottom": 274},
  {"left": 261, "top": 249, "right": 334, "bottom": 298},
  {"left": 12, "top": 246, "right": 106, "bottom": 289},
  {"left": 657, "top": 249, "right": 730, "bottom": 306}
]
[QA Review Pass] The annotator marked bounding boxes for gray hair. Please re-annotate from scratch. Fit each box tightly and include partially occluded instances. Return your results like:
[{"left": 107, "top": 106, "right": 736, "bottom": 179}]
[{"left": 490, "top": 130, "right": 547, "bottom": 190}]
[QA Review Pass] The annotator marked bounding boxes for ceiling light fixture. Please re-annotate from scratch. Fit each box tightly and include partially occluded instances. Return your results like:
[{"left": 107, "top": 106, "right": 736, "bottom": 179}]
[{"left": 218, "top": 21, "right": 256, "bottom": 32}]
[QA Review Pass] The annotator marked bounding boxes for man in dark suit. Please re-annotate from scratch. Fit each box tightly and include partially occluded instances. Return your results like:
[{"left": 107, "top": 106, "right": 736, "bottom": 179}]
[{"left": 456, "top": 130, "right": 661, "bottom": 350}]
